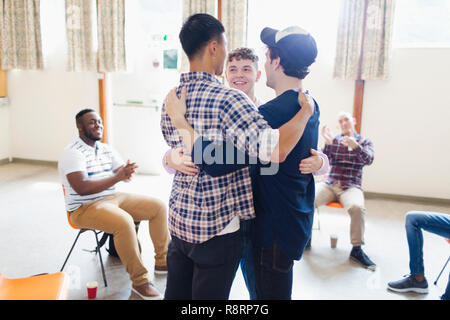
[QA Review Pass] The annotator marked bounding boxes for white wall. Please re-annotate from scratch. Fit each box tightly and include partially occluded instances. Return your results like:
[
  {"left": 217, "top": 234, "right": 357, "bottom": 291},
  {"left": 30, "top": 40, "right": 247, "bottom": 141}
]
[
  {"left": 0, "top": 106, "right": 10, "bottom": 160},
  {"left": 362, "top": 48, "right": 450, "bottom": 199},
  {"left": 7, "top": 0, "right": 99, "bottom": 162}
]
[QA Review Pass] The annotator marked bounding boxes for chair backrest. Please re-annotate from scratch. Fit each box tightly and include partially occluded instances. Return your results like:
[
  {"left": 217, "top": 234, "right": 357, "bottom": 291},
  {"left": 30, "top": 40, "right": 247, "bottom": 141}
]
[
  {"left": 0, "top": 272, "right": 69, "bottom": 300},
  {"left": 62, "top": 185, "right": 80, "bottom": 230}
]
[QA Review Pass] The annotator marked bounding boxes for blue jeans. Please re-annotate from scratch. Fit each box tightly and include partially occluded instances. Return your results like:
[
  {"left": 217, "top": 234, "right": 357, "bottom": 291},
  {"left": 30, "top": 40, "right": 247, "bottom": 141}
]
[
  {"left": 405, "top": 211, "right": 450, "bottom": 299},
  {"left": 254, "top": 241, "right": 294, "bottom": 300},
  {"left": 239, "top": 219, "right": 257, "bottom": 300}
]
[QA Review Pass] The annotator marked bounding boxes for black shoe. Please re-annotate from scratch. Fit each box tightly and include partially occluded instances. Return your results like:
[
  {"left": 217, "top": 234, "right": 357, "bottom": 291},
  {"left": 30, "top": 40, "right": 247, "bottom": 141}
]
[{"left": 350, "top": 246, "right": 376, "bottom": 270}]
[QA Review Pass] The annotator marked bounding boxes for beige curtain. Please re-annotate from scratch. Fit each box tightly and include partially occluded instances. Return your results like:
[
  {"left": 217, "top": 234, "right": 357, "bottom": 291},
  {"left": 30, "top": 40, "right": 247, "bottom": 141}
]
[
  {"left": 180, "top": 0, "right": 217, "bottom": 72},
  {"left": 182, "top": 0, "right": 217, "bottom": 20},
  {"left": 333, "top": 0, "right": 396, "bottom": 80},
  {"left": 65, "top": 0, "right": 95, "bottom": 72},
  {"left": 0, "top": 0, "right": 43, "bottom": 70},
  {"left": 221, "top": 0, "right": 248, "bottom": 51},
  {"left": 97, "top": 0, "right": 126, "bottom": 72}
]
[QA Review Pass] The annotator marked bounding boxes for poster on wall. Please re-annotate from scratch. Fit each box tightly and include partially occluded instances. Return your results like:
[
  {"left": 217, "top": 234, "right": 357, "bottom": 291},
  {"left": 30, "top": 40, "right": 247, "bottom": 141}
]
[{"left": 163, "top": 49, "right": 178, "bottom": 69}]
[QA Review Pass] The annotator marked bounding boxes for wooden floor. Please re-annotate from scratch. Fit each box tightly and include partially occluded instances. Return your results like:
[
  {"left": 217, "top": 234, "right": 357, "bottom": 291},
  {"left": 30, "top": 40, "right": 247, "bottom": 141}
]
[{"left": 0, "top": 162, "right": 449, "bottom": 300}]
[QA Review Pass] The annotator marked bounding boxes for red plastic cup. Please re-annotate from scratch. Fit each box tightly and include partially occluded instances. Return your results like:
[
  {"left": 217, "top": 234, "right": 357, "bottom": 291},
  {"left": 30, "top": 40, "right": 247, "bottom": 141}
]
[{"left": 87, "top": 281, "right": 98, "bottom": 299}]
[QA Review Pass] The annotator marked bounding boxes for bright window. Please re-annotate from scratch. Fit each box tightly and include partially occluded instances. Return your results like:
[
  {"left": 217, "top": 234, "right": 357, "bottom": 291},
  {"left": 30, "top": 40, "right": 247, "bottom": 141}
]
[
  {"left": 393, "top": 0, "right": 450, "bottom": 47},
  {"left": 247, "top": 0, "right": 341, "bottom": 65}
]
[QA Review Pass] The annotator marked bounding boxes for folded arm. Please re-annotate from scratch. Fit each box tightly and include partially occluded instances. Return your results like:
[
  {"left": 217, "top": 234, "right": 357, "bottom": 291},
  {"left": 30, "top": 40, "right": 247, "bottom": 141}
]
[{"left": 67, "top": 160, "right": 137, "bottom": 196}]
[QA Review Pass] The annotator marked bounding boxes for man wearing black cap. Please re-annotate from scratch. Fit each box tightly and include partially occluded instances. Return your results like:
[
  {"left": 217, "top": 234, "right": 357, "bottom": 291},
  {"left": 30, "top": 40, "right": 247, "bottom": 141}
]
[
  {"left": 251, "top": 26, "right": 319, "bottom": 299},
  {"left": 164, "top": 24, "right": 320, "bottom": 300}
]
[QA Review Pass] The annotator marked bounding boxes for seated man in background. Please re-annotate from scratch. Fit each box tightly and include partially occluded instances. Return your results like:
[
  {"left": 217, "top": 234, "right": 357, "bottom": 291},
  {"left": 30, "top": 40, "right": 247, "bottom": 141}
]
[
  {"left": 314, "top": 111, "right": 375, "bottom": 270},
  {"left": 388, "top": 211, "right": 450, "bottom": 300},
  {"left": 58, "top": 108, "right": 170, "bottom": 300}
]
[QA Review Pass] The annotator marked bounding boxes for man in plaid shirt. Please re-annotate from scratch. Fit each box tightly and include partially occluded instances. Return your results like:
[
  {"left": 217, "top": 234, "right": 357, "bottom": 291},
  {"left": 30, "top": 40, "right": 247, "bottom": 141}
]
[
  {"left": 161, "top": 14, "right": 314, "bottom": 300},
  {"left": 315, "top": 111, "right": 376, "bottom": 270}
]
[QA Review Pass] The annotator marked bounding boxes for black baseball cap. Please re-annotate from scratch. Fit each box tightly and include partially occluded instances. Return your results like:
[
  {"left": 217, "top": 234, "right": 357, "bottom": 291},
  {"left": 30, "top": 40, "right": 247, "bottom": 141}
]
[{"left": 260, "top": 26, "right": 317, "bottom": 72}]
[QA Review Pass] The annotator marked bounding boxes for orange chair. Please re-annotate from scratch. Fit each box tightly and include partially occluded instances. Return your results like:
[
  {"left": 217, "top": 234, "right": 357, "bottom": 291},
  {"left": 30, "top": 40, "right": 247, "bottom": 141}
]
[
  {"left": 326, "top": 202, "right": 344, "bottom": 209},
  {"left": 313, "top": 201, "right": 344, "bottom": 230},
  {"left": 307, "top": 201, "right": 345, "bottom": 249},
  {"left": 0, "top": 272, "right": 69, "bottom": 300},
  {"left": 60, "top": 186, "right": 108, "bottom": 287}
]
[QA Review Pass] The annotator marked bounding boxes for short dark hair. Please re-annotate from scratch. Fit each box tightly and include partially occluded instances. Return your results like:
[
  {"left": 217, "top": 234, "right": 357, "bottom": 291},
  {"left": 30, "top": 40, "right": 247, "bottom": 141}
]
[
  {"left": 179, "top": 13, "right": 225, "bottom": 60},
  {"left": 227, "top": 47, "right": 259, "bottom": 69},
  {"left": 268, "top": 46, "right": 310, "bottom": 79},
  {"left": 75, "top": 108, "right": 96, "bottom": 124}
]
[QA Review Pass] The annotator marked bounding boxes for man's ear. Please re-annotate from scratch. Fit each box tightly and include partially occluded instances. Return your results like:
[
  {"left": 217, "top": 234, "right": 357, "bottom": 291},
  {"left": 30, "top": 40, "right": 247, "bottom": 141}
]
[
  {"left": 272, "top": 57, "right": 282, "bottom": 70},
  {"left": 76, "top": 122, "right": 83, "bottom": 134},
  {"left": 208, "top": 40, "right": 218, "bottom": 56}
]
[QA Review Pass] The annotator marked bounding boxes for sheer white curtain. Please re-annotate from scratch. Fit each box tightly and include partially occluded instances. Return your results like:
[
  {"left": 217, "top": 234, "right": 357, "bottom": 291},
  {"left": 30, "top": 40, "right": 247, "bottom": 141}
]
[
  {"left": 65, "top": 0, "right": 95, "bottom": 71},
  {"left": 0, "top": 0, "right": 43, "bottom": 70},
  {"left": 180, "top": 0, "right": 217, "bottom": 72},
  {"left": 221, "top": 0, "right": 248, "bottom": 51},
  {"left": 97, "top": 0, "right": 126, "bottom": 72},
  {"left": 334, "top": 0, "right": 396, "bottom": 80}
]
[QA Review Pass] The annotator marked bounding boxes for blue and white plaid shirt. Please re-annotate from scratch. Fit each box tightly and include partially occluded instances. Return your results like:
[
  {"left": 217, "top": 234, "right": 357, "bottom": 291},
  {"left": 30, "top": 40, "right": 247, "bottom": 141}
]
[{"left": 161, "top": 72, "right": 279, "bottom": 244}]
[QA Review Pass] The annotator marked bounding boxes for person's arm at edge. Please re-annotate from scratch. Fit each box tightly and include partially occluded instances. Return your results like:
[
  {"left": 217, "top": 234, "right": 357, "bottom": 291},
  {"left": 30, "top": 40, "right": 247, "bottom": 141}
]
[
  {"left": 313, "top": 150, "right": 329, "bottom": 176},
  {"left": 162, "top": 149, "right": 177, "bottom": 174}
]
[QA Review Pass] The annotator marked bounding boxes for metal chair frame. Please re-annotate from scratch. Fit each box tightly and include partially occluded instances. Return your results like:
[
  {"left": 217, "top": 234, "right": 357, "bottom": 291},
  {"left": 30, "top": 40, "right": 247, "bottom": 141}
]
[
  {"left": 60, "top": 228, "right": 108, "bottom": 287},
  {"left": 434, "top": 256, "right": 450, "bottom": 285}
]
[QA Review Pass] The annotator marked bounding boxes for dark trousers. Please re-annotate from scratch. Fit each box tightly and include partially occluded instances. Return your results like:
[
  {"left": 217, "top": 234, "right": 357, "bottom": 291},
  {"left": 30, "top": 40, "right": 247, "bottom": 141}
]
[
  {"left": 254, "top": 241, "right": 294, "bottom": 300},
  {"left": 239, "top": 219, "right": 257, "bottom": 300},
  {"left": 164, "top": 231, "right": 241, "bottom": 300}
]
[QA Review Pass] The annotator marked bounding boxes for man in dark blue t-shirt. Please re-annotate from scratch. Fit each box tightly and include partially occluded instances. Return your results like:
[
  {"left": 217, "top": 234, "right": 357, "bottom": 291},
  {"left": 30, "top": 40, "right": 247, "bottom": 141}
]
[
  {"left": 249, "top": 26, "right": 319, "bottom": 299},
  {"left": 184, "top": 26, "right": 320, "bottom": 300}
]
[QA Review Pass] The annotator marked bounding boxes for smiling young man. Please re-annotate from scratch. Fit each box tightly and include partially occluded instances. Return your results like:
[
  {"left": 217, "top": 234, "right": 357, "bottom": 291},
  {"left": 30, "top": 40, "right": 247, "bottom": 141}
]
[
  {"left": 225, "top": 47, "right": 262, "bottom": 107},
  {"left": 58, "top": 109, "right": 170, "bottom": 300}
]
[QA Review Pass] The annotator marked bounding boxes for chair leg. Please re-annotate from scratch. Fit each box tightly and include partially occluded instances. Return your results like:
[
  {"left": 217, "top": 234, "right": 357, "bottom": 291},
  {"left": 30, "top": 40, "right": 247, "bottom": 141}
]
[
  {"left": 60, "top": 230, "right": 84, "bottom": 272},
  {"left": 314, "top": 203, "right": 320, "bottom": 231},
  {"left": 434, "top": 256, "right": 450, "bottom": 285},
  {"left": 93, "top": 230, "right": 108, "bottom": 287}
]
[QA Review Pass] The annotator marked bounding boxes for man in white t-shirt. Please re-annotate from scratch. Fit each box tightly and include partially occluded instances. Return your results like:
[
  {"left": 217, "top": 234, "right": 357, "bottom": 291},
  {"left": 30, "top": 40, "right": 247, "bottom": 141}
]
[{"left": 59, "top": 108, "right": 170, "bottom": 300}]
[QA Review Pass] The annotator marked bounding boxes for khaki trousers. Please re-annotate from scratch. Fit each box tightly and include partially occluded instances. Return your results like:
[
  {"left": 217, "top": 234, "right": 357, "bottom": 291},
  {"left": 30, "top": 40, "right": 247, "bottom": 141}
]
[
  {"left": 70, "top": 192, "right": 170, "bottom": 286},
  {"left": 315, "top": 182, "right": 366, "bottom": 246}
]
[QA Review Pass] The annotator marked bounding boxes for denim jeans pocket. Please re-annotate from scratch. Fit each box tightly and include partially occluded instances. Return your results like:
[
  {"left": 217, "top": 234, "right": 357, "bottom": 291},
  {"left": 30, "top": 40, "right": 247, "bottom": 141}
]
[{"left": 259, "top": 242, "right": 293, "bottom": 274}]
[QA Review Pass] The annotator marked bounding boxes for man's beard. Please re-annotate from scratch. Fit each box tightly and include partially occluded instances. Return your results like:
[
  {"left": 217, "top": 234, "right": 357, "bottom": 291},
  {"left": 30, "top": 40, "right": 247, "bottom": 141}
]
[{"left": 83, "top": 128, "right": 102, "bottom": 141}]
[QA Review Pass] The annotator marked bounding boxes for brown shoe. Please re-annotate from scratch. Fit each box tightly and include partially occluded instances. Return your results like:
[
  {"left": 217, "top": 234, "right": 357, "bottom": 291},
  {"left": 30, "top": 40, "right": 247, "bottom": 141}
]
[
  {"left": 132, "top": 282, "right": 161, "bottom": 300},
  {"left": 154, "top": 265, "right": 168, "bottom": 275}
]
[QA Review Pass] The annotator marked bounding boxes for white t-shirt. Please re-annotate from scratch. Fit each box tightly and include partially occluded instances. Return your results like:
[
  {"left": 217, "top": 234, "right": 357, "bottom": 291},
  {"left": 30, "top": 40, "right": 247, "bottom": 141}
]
[{"left": 58, "top": 138, "right": 124, "bottom": 212}]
